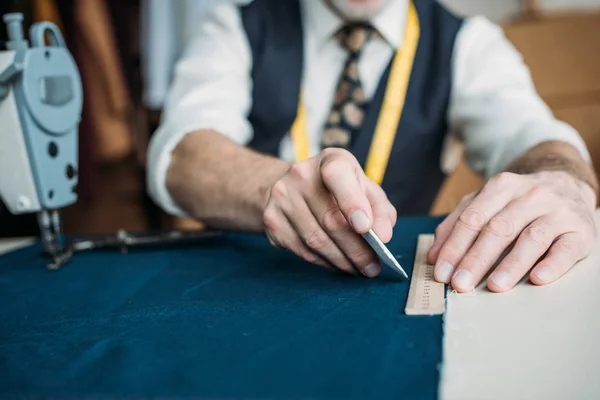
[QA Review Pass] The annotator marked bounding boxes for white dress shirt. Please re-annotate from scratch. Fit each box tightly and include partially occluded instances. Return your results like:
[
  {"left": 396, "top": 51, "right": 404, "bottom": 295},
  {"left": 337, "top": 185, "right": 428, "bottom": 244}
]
[{"left": 147, "top": 0, "right": 591, "bottom": 217}]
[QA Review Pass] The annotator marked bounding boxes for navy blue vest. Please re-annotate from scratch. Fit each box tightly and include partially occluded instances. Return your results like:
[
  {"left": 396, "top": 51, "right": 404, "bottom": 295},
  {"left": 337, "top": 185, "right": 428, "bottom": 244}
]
[{"left": 240, "top": 0, "right": 463, "bottom": 215}]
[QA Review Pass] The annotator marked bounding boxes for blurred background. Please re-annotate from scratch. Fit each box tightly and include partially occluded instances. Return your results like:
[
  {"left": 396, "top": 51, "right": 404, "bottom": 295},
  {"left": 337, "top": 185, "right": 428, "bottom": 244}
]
[{"left": 0, "top": 0, "right": 599, "bottom": 238}]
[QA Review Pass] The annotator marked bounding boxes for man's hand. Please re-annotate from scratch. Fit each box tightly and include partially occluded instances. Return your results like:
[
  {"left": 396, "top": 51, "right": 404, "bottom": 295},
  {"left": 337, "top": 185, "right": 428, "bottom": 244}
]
[
  {"left": 263, "top": 148, "right": 396, "bottom": 277},
  {"left": 428, "top": 170, "right": 597, "bottom": 293}
]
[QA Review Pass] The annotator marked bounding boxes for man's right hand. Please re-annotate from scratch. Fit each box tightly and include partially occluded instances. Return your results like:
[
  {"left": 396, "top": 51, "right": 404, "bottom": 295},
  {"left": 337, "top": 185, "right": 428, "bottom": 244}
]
[{"left": 262, "top": 148, "right": 397, "bottom": 277}]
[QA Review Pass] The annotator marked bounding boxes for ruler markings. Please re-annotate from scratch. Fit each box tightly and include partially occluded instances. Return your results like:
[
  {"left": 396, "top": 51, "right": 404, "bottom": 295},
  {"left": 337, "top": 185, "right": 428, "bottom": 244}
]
[{"left": 405, "top": 234, "right": 445, "bottom": 316}]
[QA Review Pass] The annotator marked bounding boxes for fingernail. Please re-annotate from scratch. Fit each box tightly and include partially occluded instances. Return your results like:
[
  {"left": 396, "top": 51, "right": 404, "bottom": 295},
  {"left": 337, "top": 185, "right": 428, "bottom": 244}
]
[
  {"left": 453, "top": 270, "right": 474, "bottom": 291},
  {"left": 362, "top": 262, "right": 380, "bottom": 278},
  {"left": 350, "top": 210, "right": 370, "bottom": 232},
  {"left": 490, "top": 271, "right": 511, "bottom": 289},
  {"left": 534, "top": 268, "right": 553, "bottom": 283},
  {"left": 435, "top": 261, "right": 454, "bottom": 283}
]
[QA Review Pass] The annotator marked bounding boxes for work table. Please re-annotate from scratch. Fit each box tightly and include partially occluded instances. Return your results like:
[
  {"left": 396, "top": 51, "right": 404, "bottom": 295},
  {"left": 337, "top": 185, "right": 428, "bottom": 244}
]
[{"left": 1, "top": 211, "right": 598, "bottom": 400}]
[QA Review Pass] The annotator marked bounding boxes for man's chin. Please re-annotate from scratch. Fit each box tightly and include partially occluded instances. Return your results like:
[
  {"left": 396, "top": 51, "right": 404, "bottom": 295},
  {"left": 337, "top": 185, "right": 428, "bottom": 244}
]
[{"left": 326, "top": 0, "right": 391, "bottom": 21}]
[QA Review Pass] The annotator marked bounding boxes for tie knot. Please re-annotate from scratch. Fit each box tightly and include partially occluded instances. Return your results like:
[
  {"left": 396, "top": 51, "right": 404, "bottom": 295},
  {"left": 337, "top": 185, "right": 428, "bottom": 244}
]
[{"left": 335, "top": 23, "right": 377, "bottom": 54}]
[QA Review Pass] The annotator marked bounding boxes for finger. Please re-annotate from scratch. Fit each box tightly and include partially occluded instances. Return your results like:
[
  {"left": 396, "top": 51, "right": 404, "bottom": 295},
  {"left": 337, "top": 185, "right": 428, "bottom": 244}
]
[
  {"left": 266, "top": 230, "right": 281, "bottom": 248},
  {"left": 284, "top": 197, "right": 356, "bottom": 275},
  {"left": 529, "top": 232, "right": 589, "bottom": 286},
  {"left": 264, "top": 207, "right": 336, "bottom": 272},
  {"left": 434, "top": 173, "right": 526, "bottom": 284},
  {"left": 363, "top": 177, "right": 395, "bottom": 243},
  {"left": 451, "top": 190, "right": 553, "bottom": 291},
  {"left": 480, "top": 217, "right": 560, "bottom": 293},
  {"left": 428, "top": 192, "right": 475, "bottom": 265},
  {"left": 266, "top": 229, "right": 334, "bottom": 271},
  {"left": 302, "top": 192, "right": 380, "bottom": 278},
  {"left": 319, "top": 150, "right": 373, "bottom": 234}
]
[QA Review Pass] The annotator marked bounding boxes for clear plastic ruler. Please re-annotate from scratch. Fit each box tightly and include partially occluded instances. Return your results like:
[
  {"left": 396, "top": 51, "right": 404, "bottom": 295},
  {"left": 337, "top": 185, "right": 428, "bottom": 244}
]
[{"left": 405, "top": 234, "right": 446, "bottom": 315}]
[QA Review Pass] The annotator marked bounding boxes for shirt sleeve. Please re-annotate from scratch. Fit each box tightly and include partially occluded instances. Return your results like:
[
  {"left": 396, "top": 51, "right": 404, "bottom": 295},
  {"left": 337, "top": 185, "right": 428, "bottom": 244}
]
[
  {"left": 448, "top": 16, "right": 591, "bottom": 179},
  {"left": 146, "top": 3, "right": 253, "bottom": 217}
]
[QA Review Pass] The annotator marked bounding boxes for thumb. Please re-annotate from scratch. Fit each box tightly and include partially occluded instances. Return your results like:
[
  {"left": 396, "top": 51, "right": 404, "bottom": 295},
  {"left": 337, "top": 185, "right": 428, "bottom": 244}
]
[{"left": 320, "top": 152, "right": 373, "bottom": 233}]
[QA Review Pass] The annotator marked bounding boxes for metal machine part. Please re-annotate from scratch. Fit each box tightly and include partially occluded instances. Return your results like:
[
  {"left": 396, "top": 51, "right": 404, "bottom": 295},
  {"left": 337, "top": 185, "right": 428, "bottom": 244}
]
[
  {"left": 0, "top": 13, "right": 81, "bottom": 266},
  {"left": 46, "top": 229, "right": 223, "bottom": 270}
]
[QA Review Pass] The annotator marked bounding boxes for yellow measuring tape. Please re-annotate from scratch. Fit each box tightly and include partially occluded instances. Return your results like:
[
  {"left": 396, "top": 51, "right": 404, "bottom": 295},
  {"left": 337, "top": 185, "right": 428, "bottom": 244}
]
[{"left": 290, "top": 1, "right": 420, "bottom": 185}]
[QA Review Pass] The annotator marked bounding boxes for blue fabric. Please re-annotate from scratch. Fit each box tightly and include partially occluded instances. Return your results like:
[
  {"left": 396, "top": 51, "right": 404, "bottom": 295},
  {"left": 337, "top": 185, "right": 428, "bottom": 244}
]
[
  {"left": 0, "top": 215, "right": 445, "bottom": 399},
  {"left": 240, "top": 0, "right": 463, "bottom": 215}
]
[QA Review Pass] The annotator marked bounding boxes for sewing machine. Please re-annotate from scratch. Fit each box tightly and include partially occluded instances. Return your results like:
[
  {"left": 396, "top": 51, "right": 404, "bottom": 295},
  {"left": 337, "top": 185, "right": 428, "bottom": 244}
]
[
  {"left": 0, "top": 13, "right": 220, "bottom": 270},
  {"left": 0, "top": 13, "right": 81, "bottom": 269}
]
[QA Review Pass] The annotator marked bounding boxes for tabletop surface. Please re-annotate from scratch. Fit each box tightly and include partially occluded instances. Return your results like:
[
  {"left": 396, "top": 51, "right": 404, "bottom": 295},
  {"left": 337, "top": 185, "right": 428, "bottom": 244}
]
[
  {"left": 0, "top": 217, "right": 444, "bottom": 400},
  {"left": 0, "top": 237, "right": 33, "bottom": 255},
  {"left": 2, "top": 211, "right": 600, "bottom": 400}
]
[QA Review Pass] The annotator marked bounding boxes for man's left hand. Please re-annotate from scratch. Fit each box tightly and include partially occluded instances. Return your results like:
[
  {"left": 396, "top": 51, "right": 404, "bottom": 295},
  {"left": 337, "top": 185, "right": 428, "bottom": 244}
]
[{"left": 428, "top": 171, "right": 597, "bottom": 292}]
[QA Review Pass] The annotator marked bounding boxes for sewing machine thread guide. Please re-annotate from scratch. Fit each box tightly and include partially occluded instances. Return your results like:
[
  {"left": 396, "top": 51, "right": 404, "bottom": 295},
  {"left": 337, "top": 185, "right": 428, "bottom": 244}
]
[{"left": 405, "top": 234, "right": 445, "bottom": 315}]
